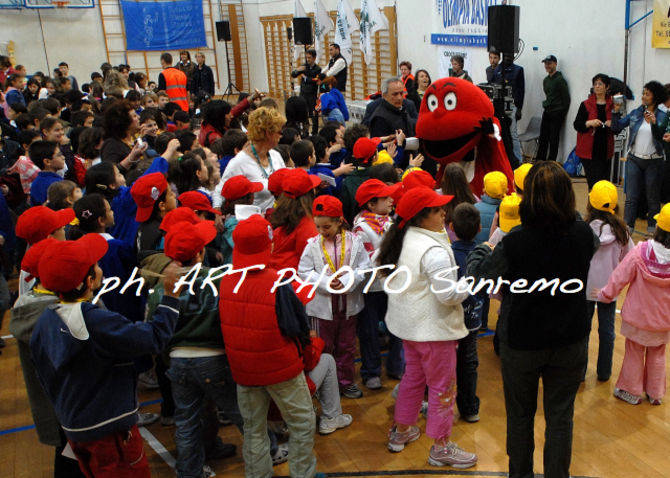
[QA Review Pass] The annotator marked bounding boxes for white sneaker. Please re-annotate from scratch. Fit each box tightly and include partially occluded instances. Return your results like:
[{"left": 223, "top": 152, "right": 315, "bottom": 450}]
[
  {"left": 318, "top": 413, "right": 353, "bottom": 435},
  {"left": 137, "top": 412, "right": 159, "bottom": 426}
]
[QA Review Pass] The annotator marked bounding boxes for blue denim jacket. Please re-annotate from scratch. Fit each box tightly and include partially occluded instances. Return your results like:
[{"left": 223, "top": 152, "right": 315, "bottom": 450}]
[{"left": 611, "top": 105, "right": 667, "bottom": 156}]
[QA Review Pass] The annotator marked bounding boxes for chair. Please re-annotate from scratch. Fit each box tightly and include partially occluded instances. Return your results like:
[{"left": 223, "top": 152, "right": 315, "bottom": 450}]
[{"left": 518, "top": 116, "right": 542, "bottom": 162}]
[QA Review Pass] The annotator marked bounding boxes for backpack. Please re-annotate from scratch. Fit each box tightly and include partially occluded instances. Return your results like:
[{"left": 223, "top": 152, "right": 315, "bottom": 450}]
[{"left": 563, "top": 148, "right": 584, "bottom": 177}]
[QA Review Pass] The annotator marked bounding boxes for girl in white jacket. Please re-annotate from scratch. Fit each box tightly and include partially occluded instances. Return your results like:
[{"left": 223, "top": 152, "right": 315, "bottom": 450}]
[
  {"left": 298, "top": 195, "right": 371, "bottom": 399},
  {"left": 377, "top": 186, "right": 477, "bottom": 469}
]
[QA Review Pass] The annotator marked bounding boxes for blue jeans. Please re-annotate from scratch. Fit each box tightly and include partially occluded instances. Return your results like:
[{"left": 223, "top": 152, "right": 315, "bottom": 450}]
[
  {"left": 357, "top": 291, "right": 404, "bottom": 380},
  {"left": 624, "top": 154, "right": 664, "bottom": 230},
  {"left": 166, "top": 355, "right": 242, "bottom": 478},
  {"left": 456, "top": 330, "right": 480, "bottom": 417},
  {"left": 584, "top": 301, "right": 616, "bottom": 380}
]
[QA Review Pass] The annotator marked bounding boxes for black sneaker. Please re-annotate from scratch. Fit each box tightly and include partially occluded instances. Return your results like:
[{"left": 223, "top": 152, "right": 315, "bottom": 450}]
[
  {"left": 205, "top": 437, "right": 236, "bottom": 460},
  {"left": 341, "top": 384, "right": 363, "bottom": 399}
]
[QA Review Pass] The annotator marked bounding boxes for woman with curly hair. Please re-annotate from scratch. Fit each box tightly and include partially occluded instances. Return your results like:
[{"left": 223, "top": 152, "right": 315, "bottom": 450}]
[
  {"left": 218, "top": 106, "right": 287, "bottom": 211},
  {"left": 100, "top": 99, "right": 147, "bottom": 171},
  {"left": 103, "top": 69, "right": 130, "bottom": 100}
]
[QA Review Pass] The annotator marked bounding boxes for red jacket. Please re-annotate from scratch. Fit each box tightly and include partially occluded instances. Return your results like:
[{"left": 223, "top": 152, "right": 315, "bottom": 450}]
[
  {"left": 269, "top": 216, "right": 318, "bottom": 270},
  {"left": 219, "top": 268, "right": 304, "bottom": 386},
  {"left": 576, "top": 94, "right": 614, "bottom": 160}
]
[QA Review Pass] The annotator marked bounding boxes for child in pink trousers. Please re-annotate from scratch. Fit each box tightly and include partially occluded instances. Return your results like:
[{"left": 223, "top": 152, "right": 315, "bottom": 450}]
[
  {"left": 377, "top": 187, "right": 477, "bottom": 469},
  {"left": 597, "top": 203, "right": 670, "bottom": 405}
]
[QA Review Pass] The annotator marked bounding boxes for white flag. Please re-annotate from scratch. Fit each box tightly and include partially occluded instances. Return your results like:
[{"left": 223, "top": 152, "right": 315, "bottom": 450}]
[
  {"left": 293, "top": 0, "right": 308, "bottom": 62},
  {"left": 334, "top": 0, "right": 356, "bottom": 64},
  {"left": 342, "top": 0, "right": 359, "bottom": 32},
  {"left": 359, "top": 0, "right": 388, "bottom": 65},
  {"left": 314, "top": 0, "right": 334, "bottom": 60}
]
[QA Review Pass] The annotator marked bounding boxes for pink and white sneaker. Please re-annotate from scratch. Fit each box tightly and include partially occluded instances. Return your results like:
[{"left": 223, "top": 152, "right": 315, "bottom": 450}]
[
  {"left": 428, "top": 441, "right": 478, "bottom": 468},
  {"left": 387, "top": 425, "right": 420, "bottom": 452}
]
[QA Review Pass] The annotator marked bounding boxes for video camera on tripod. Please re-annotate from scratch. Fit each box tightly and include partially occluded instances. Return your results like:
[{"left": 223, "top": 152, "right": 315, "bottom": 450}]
[{"left": 477, "top": 82, "right": 515, "bottom": 115}]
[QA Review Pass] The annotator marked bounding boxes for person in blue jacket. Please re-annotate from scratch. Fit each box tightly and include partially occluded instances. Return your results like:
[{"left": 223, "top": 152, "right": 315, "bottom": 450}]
[
  {"left": 318, "top": 77, "right": 349, "bottom": 125},
  {"left": 30, "top": 233, "right": 183, "bottom": 477}
]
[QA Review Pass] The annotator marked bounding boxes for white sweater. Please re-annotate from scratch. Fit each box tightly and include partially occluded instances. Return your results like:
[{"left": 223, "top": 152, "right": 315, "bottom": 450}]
[
  {"left": 385, "top": 226, "right": 469, "bottom": 342},
  {"left": 297, "top": 231, "right": 371, "bottom": 320},
  {"left": 215, "top": 149, "right": 286, "bottom": 211}
]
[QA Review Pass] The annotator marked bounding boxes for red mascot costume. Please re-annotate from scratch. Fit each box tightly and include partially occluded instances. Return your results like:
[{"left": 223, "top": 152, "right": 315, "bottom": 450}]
[{"left": 415, "top": 77, "right": 515, "bottom": 196}]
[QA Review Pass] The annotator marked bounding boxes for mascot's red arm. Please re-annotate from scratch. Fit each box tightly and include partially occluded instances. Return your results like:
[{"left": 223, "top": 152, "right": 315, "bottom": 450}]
[{"left": 415, "top": 77, "right": 515, "bottom": 196}]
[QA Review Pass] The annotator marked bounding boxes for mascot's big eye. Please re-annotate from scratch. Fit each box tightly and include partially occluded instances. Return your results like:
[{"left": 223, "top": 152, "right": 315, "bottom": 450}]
[
  {"left": 426, "top": 94, "right": 439, "bottom": 112},
  {"left": 444, "top": 92, "right": 457, "bottom": 111}
]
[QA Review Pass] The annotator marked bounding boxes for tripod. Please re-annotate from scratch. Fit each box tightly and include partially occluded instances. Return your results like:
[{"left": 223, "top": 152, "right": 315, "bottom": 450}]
[{"left": 222, "top": 37, "right": 240, "bottom": 96}]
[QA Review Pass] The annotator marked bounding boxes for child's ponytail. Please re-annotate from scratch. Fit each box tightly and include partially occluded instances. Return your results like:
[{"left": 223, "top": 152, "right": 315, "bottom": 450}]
[{"left": 377, "top": 206, "right": 434, "bottom": 275}]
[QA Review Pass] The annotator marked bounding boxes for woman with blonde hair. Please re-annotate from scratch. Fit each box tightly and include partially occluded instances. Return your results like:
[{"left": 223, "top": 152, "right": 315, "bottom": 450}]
[
  {"left": 218, "top": 106, "right": 287, "bottom": 211},
  {"left": 103, "top": 69, "right": 130, "bottom": 99}
]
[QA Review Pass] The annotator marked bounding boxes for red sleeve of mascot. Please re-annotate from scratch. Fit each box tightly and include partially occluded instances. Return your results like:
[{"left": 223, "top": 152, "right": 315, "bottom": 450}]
[{"left": 415, "top": 77, "right": 515, "bottom": 196}]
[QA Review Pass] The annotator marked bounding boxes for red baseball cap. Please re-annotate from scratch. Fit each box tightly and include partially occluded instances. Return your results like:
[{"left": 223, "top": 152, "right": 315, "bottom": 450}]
[
  {"left": 396, "top": 186, "right": 453, "bottom": 229},
  {"left": 221, "top": 175, "right": 264, "bottom": 202},
  {"left": 312, "top": 195, "right": 343, "bottom": 217},
  {"left": 268, "top": 169, "right": 290, "bottom": 196},
  {"left": 232, "top": 214, "right": 273, "bottom": 268},
  {"left": 130, "top": 172, "right": 168, "bottom": 223},
  {"left": 178, "top": 190, "right": 222, "bottom": 216},
  {"left": 16, "top": 206, "right": 75, "bottom": 245},
  {"left": 159, "top": 207, "right": 202, "bottom": 232},
  {"left": 282, "top": 169, "right": 322, "bottom": 199},
  {"left": 38, "top": 233, "right": 109, "bottom": 293},
  {"left": 403, "top": 169, "right": 436, "bottom": 191},
  {"left": 353, "top": 137, "right": 381, "bottom": 161},
  {"left": 164, "top": 220, "right": 217, "bottom": 263},
  {"left": 21, "top": 237, "right": 58, "bottom": 281},
  {"left": 355, "top": 179, "right": 402, "bottom": 207}
]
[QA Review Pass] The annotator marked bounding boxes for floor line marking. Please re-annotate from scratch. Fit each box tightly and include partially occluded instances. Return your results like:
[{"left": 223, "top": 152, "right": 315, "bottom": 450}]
[{"left": 138, "top": 426, "right": 176, "bottom": 469}]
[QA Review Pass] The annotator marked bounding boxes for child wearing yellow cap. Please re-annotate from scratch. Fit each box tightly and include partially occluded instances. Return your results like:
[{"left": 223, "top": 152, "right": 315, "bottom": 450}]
[
  {"left": 584, "top": 180, "right": 634, "bottom": 381},
  {"left": 475, "top": 171, "right": 508, "bottom": 243},
  {"left": 489, "top": 193, "right": 522, "bottom": 247},
  {"left": 596, "top": 202, "right": 670, "bottom": 405},
  {"left": 513, "top": 163, "right": 533, "bottom": 195}
]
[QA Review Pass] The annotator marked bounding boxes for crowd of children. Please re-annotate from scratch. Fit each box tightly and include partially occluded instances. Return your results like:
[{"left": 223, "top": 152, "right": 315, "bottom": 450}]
[{"left": 2, "top": 58, "right": 670, "bottom": 478}]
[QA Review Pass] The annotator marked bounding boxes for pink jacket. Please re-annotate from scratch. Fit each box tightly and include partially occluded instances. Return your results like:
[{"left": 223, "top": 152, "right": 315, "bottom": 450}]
[
  {"left": 586, "top": 220, "right": 634, "bottom": 300},
  {"left": 598, "top": 241, "right": 670, "bottom": 332}
]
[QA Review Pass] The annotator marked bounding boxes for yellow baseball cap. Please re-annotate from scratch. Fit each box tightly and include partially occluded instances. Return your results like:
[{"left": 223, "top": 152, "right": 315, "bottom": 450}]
[
  {"left": 514, "top": 163, "right": 533, "bottom": 191},
  {"left": 499, "top": 193, "right": 522, "bottom": 233},
  {"left": 589, "top": 180, "right": 618, "bottom": 214},
  {"left": 483, "top": 171, "right": 508, "bottom": 199},
  {"left": 654, "top": 203, "right": 670, "bottom": 232},
  {"left": 373, "top": 149, "right": 394, "bottom": 166}
]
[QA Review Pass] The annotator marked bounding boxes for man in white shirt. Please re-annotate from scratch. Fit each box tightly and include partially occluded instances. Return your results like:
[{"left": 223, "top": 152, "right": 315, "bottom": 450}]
[{"left": 323, "top": 43, "right": 348, "bottom": 92}]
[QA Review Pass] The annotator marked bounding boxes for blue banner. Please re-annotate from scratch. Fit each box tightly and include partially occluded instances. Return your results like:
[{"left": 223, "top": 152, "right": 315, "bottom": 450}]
[
  {"left": 431, "top": 0, "right": 501, "bottom": 47},
  {"left": 121, "top": 0, "right": 207, "bottom": 51}
]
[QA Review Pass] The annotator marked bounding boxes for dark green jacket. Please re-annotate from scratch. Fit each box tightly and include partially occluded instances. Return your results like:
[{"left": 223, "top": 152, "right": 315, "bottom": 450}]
[
  {"left": 147, "top": 267, "right": 224, "bottom": 351},
  {"left": 656, "top": 113, "right": 670, "bottom": 157},
  {"left": 340, "top": 168, "right": 371, "bottom": 224},
  {"left": 542, "top": 71, "right": 570, "bottom": 113}
]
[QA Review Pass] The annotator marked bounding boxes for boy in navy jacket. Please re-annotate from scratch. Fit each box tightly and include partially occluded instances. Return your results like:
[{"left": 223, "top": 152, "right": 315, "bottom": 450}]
[{"left": 30, "top": 233, "right": 183, "bottom": 477}]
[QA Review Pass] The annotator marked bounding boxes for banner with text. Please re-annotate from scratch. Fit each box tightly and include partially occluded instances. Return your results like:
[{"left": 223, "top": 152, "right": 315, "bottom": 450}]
[
  {"left": 652, "top": 0, "right": 670, "bottom": 48},
  {"left": 121, "top": 0, "right": 207, "bottom": 51},
  {"left": 431, "top": 0, "right": 501, "bottom": 47}
]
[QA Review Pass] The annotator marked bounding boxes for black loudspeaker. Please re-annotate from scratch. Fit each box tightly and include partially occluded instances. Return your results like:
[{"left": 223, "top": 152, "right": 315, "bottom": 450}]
[
  {"left": 292, "top": 17, "right": 312, "bottom": 45},
  {"left": 216, "top": 20, "right": 231, "bottom": 42},
  {"left": 487, "top": 5, "right": 520, "bottom": 53}
]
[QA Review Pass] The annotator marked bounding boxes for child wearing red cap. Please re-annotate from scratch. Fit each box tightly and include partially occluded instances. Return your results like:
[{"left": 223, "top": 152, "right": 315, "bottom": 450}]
[
  {"left": 377, "top": 187, "right": 477, "bottom": 468},
  {"left": 29, "top": 234, "right": 183, "bottom": 478},
  {"left": 220, "top": 175, "right": 264, "bottom": 264},
  {"left": 219, "top": 214, "right": 322, "bottom": 478},
  {"left": 9, "top": 237, "right": 85, "bottom": 476},
  {"left": 146, "top": 219, "right": 241, "bottom": 476},
  {"left": 339, "top": 137, "right": 378, "bottom": 223},
  {"left": 131, "top": 172, "right": 177, "bottom": 262},
  {"left": 269, "top": 169, "right": 321, "bottom": 270},
  {"left": 352, "top": 179, "right": 404, "bottom": 390},
  {"left": 298, "top": 195, "right": 372, "bottom": 399},
  {"left": 15, "top": 205, "right": 75, "bottom": 297}
]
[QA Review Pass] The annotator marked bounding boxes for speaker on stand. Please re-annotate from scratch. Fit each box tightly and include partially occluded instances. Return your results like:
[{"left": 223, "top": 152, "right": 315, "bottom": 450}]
[{"left": 216, "top": 20, "right": 240, "bottom": 97}]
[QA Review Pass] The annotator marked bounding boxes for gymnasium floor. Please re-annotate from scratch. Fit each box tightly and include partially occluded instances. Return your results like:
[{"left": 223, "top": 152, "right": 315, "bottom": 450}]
[{"left": 2, "top": 179, "right": 669, "bottom": 478}]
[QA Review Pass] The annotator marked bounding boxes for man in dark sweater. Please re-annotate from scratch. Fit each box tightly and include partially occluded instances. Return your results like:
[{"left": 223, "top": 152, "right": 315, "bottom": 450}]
[
  {"left": 369, "top": 77, "right": 416, "bottom": 168},
  {"left": 191, "top": 52, "right": 215, "bottom": 99},
  {"left": 291, "top": 49, "right": 322, "bottom": 135},
  {"left": 536, "top": 55, "right": 571, "bottom": 161}
]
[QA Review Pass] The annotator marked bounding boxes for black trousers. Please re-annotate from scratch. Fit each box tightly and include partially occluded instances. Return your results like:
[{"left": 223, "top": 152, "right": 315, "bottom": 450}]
[
  {"left": 581, "top": 156, "right": 613, "bottom": 190},
  {"left": 536, "top": 110, "right": 567, "bottom": 162},
  {"left": 500, "top": 337, "right": 587, "bottom": 478}
]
